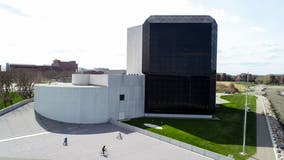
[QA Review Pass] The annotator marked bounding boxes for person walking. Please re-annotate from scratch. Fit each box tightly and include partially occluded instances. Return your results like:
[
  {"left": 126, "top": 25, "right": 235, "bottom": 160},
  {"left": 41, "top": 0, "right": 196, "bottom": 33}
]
[
  {"left": 117, "top": 132, "right": 123, "bottom": 140},
  {"left": 102, "top": 145, "right": 106, "bottom": 156},
  {"left": 63, "top": 137, "right": 68, "bottom": 146}
]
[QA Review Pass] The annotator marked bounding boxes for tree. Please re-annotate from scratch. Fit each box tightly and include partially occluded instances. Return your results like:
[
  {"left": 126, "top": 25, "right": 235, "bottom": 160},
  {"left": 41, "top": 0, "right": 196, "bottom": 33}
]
[
  {"left": 15, "top": 71, "right": 35, "bottom": 99},
  {"left": 271, "top": 75, "right": 280, "bottom": 85},
  {"left": 228, "top": 83, "right": 239, "bottom": 93},
  {"left": 220, "top": 73, "right": 227, "bottom": 81},
  {"left": 263, "top": 75, "right": 271, "bottom": 85},
  {"left": 216, "top": 73, "right": 221, "bottom": 81},
  {"left": 0, "top": 72, "right": 13, "bottom": 107},
  {"left": 280, "top": 75, "right": 284, "bottom": 84},
  {"left": 255, "top": 76, "right": 263, "bottom": 84}
]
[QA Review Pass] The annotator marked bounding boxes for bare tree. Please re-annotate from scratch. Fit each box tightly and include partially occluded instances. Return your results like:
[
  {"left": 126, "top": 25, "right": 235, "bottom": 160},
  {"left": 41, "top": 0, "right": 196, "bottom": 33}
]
[
  {"left": 0, "top": 72, "right": 13, "bottom": 107},
  {"left": 15, "top": 71, "right": 35, "bottom": 99},
  {"left": 280, "top": 75, "right": 284, "bottom": 84},
  {"left": 228, "top": 83, "right": 239, "bottom": 94}
]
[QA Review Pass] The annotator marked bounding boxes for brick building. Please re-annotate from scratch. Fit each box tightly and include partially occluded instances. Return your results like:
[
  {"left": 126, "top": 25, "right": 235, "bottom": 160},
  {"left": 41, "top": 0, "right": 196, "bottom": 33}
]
[
  {"left": 6, "top": 59, "right": 78, "bottom": 73},
  {"left": 51, "top": 59, "right": 78, "bottom": 72}
]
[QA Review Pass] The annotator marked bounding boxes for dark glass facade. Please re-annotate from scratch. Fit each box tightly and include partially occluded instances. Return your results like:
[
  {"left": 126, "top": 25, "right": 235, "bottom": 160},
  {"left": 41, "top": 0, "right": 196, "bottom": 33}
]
[{"left": 142, "top": 16, "right": 217, "bottom": 114}]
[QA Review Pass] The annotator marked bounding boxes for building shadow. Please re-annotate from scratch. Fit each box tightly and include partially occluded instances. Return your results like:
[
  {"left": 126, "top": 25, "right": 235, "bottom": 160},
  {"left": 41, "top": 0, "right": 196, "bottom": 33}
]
[{"left": 34, "top": 111, "right": 133, "bottom": 135}]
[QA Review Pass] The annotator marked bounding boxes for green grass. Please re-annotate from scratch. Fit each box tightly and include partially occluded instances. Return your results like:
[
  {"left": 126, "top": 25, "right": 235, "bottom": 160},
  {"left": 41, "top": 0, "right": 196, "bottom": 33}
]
[
  {"left": 125, "top": 94, "right": 256, "bottom": 160},
  {"left": 0, "top": 92, "right": 24, "bottom": 110}
]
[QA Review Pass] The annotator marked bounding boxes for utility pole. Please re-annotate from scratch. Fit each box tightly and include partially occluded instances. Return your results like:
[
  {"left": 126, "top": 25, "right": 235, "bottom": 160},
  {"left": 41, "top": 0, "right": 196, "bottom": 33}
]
[{"left": 240, "top": 72, "right": 249, "bottom": 155}]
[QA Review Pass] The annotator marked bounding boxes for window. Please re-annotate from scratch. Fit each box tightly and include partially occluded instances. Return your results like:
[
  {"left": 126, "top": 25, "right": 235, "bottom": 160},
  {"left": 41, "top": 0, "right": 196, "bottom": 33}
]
[{"left": 119, "top": 94, "right": 125, "bottom": 101}]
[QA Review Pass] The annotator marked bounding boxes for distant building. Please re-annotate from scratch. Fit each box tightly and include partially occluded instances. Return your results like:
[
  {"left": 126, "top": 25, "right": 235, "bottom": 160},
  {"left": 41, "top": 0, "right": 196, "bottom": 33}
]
[
  {"left": 94, "top": 68, "right": 126, "bottom": 75},
  {"left": 6, "top": 64, "right": 53, "bottom": 72},
  {"left": 103, "top": 70, "right": 126, "bottom": 75},
  {"left": 80, "top": 70, "right": 104, "bottom": 74},
  {"left": 6, "top": 59, "right": 78, "bottom": 73},
  {"left": 78, "top": 68, "right": 125, "bottom": 75},
  {"left": 52, "top": 59, "right": 78, "bottom": 72}
]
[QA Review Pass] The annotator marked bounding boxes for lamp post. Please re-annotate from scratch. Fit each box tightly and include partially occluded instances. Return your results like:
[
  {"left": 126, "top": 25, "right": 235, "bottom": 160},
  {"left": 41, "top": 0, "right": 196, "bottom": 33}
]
[{"left": 240, "top": 73, "right": 249, "bottom": 155}]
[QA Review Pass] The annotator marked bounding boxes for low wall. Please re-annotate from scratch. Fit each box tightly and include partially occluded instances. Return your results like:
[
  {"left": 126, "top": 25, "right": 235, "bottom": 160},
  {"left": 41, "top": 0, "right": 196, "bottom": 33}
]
[
  {"left": 111, "top": 120, "right": 234, "bottom": 160},
  {"left": 144, "top": 113, "right": 212, "bottom": 119},
  {"left": 0, "top": 98, "right": 33, "bottom": 116}
]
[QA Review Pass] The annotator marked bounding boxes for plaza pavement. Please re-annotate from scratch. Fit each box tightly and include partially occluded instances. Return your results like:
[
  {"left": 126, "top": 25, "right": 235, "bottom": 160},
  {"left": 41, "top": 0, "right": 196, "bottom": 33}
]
[
  {"left": 0, "top": 103, "right": 211, "bottom": 160},
  {"left": 216, "top": 93, "right": 230, "bottom": 104}
]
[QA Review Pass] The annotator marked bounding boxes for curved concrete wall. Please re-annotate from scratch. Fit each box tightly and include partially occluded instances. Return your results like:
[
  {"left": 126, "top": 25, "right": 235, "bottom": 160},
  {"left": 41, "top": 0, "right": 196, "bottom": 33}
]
[
  {"left": 72, "top": 74, "right": 90, "bottom": 85},
  {"left": 72, "top": 74, "right": 109, "bottom": 86},
  {"left": 35, "top": 74, "right": 145, "bottom": 124},
  {"left": 34, "top": 85, "right": 109, "bottom": 124},
  {"left": 89, "top": 75, "right": 108, "bottom": 86}
]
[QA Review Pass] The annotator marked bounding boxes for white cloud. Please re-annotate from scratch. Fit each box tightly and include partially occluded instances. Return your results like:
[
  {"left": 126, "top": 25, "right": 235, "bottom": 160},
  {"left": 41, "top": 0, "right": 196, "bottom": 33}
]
[
  {"left": 217, "top": 41, "right": 284, "bottom": 74},
  {"left": 0, "top": 0, "right": 282, "bottom": 74},
  {"left": 0, "top": 2, "right": 28, "bottom": 16},
  {"left": 229, "top": 15, "right": 240, "bottom": 23},
  {"left": 249, "top": 26, "right": 266, "bottom": 32}
]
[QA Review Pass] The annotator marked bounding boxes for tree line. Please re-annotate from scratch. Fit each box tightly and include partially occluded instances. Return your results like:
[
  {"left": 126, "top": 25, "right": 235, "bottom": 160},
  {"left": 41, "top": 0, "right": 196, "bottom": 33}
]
[
  {"left": 0, "top": 70, "right": 73, "bottom": 108},
  {"left": 217, "top": 73, "right": 284, "bottom": 85}
]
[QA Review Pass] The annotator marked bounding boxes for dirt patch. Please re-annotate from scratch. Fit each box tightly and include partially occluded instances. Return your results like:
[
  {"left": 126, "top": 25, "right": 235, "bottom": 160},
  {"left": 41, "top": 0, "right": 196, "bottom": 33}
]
[
  {"left": 216, "top": 81, "right": 246, "bottom": 93},
  {"left": 265, "top": 86, "right": 284, "bottom": 125}
]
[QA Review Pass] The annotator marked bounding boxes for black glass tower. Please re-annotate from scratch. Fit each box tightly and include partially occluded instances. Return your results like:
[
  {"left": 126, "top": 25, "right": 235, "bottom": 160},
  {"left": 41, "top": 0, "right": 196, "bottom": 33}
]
[{"left": 142, "top": 15, "right": 217, "bottom": 114}]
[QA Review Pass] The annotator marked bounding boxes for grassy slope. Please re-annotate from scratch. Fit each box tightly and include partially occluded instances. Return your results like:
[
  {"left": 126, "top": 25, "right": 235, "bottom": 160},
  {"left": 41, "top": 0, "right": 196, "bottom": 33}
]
[
  {"left": 217, "top": 81, "right": 246, "bottom": 93},
  {"left": 125, "top": 94, "right": 256, "bottom": 160},
  {"left": 0, "top": 92, "right": 24, "bottom": 110},
  {"left": 266, "top": 86, "right": 284, "bottom": 125}
]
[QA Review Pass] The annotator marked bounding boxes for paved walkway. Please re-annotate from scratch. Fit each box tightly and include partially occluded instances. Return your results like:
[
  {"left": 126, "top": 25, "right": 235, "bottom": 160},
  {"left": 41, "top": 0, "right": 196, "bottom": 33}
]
[
  {"left": 216, "top": 93, "right": 230, "bottom": 104},
  {"left": 0, "top": 103, "right": 211, "bottom": 160},
  {"left": 250, "top": 86, "right": 275, "bottom": 160}
]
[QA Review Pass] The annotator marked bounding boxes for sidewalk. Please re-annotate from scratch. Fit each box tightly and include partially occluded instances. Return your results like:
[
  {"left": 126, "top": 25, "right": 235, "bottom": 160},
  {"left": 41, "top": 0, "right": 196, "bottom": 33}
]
[
  {"left": 249, "top": 85, "right": 276, "bottom": 160},
  {"left": 250, "top": 95, "right": 275, "bottom": 160}
]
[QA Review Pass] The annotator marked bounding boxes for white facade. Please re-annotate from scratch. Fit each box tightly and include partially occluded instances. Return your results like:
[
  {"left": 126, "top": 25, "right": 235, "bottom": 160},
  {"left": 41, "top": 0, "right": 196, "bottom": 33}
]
[
  {"left": 35, "top": 74, "right": 144, "bottom": 124},
  {"left": 127, "top": 25, "right": 143, "bottom": 75}
]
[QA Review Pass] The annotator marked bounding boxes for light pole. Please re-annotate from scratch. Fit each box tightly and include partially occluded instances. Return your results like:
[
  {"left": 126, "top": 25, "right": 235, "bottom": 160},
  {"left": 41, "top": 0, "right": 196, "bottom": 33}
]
[{"left": 240, "top": 73, "right": 249, "bottom": 155}]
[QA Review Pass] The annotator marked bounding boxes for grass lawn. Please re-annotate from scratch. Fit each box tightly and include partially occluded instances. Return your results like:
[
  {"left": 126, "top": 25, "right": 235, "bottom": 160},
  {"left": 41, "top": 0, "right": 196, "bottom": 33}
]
[
  {"left": 0, "top": 92, "right": 24, "bottom": 110},
  {"left": 125, "top": 94, "right": 256, "bottom": 160}
]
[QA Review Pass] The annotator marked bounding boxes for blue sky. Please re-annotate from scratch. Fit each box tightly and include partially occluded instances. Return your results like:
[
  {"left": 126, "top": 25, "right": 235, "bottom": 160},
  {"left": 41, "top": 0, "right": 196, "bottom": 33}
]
[{"left": 0, "top": 0, "right": 283, "bottom": 75}]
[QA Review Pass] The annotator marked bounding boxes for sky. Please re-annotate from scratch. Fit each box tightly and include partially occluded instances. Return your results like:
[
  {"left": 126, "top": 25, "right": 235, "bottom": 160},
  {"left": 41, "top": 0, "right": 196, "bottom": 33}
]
[{"left": 0, "top": 0, "right": 283, "bottom": 75}]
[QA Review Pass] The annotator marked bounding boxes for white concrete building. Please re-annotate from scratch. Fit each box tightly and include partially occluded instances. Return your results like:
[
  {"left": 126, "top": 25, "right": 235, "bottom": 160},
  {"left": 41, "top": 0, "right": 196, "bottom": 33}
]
[
  {"left": 35, "top": 16, "right": 216, "bottom": 124},
  {"left": 34, "top": 25, "right": 146, "bottom": 124},
  {"left": 127, "top": 25, "right": 143, "bottom": 75},
  {"left": 34, "top": 74, "right": 144, "bottom": 124}
]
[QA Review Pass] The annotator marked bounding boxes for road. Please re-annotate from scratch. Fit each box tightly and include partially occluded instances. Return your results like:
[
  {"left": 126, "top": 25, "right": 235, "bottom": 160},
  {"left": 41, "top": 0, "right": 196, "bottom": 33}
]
[{"left": 249, "top": 85, "right": 276, "bottom": 160}]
